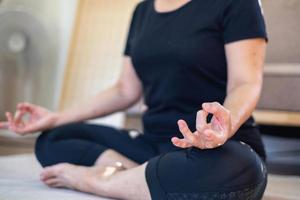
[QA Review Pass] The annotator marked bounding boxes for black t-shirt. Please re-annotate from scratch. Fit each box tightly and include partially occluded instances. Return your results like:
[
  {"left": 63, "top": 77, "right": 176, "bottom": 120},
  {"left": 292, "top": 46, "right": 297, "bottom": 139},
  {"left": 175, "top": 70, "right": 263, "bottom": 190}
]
[{"left": 124, "top": 0, "right": 267, "bottom": 157}]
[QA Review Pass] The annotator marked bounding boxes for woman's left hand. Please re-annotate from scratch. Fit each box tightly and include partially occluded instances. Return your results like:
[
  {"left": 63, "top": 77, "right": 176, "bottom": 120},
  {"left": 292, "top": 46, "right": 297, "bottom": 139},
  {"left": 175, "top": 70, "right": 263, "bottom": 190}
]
[{"left": 171, "top": 102, "right": 232, "bottom": 149}]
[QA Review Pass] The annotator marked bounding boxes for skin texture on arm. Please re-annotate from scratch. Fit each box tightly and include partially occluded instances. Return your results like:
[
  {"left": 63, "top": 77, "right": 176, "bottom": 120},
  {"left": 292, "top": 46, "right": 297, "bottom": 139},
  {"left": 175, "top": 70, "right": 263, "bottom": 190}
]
[
  {"left": 224, "top": 38, "right": 266, "bottom": 136},
  {"left": 0, "top": 57, "right": 142, "bottom": 134},
  {"left": 172, "top": 38, "right": 267, "bottom": 149}
]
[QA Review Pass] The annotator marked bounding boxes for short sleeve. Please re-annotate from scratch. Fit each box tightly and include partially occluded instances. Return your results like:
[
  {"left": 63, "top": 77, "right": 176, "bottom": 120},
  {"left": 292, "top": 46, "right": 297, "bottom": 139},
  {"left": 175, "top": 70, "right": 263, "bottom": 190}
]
[
  {"left": 123, "top": 3, "right": 141, "bottom": 56},
  {"left": 222, "top": 0, "right": 268, "bottom": 44}
]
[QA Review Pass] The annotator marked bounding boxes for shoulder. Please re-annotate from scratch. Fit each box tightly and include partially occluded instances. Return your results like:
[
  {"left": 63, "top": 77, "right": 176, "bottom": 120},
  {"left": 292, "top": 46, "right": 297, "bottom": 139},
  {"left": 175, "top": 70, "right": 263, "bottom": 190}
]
[
  {"left": 220, "top": 0, "right": 264, "bottom": 21},
  {"left": 130, "top": 0, "right": 152, "bottom": 22},
  {"left": 222, "top": 0, "right": 262, "bottom": 10},
  {"left": 134, "top": 0, "right": 152, "bottom": 13}
]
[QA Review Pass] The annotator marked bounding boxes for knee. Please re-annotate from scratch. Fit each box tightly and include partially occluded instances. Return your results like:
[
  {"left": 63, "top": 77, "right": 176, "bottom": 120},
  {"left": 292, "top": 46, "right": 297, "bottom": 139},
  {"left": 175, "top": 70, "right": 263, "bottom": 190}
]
[
  {"left": 149, "top": 141, "right": 266, "bottom": 191},
  {"left": 34, "top": 128, "right": 60, "bottom": 167},
  {"left": 34, "top": 124, "right": 78, "bottom": 167}
]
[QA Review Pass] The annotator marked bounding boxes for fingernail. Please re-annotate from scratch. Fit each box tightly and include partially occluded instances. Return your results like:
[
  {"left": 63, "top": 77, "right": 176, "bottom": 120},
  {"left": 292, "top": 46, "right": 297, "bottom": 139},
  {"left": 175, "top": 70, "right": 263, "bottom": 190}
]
[{"left": 177, "top": 121, "right": 183, "bottom": 127}]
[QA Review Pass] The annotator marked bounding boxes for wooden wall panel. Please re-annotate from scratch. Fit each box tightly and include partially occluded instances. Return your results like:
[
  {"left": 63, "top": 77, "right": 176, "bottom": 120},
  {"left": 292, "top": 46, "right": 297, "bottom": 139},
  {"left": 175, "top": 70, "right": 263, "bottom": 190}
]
[{"left": 60, "top": 0, "right": 139, "bottom": 110}]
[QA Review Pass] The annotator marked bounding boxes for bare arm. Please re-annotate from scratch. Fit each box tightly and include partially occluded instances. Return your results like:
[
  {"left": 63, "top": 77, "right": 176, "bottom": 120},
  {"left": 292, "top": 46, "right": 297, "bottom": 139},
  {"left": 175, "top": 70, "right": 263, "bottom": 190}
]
[
  {"left": 1, "top": 56, "right": 142, "bottom": 134},
  {"left": 172, "top": 38, "right": 267, "bottom": 149},
  {"left": 224, "top": 38, "right": 266, "bottom": 136},
  {"left": 55, "top": 56, "right": 142, "bottom": 126}
]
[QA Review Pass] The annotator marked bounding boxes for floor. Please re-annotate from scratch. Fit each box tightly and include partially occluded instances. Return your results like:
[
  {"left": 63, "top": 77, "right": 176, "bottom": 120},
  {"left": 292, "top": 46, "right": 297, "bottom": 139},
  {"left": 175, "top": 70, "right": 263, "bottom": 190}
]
[{"left": 0, "top": 117, "right": 300, "bottom": 200}]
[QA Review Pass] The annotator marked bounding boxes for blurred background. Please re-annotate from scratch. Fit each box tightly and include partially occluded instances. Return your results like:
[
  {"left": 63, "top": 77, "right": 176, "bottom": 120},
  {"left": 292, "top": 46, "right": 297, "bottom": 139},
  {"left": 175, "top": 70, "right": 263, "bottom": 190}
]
[{"left": 0, "top": 0, "right": 299, "bottom": 200}]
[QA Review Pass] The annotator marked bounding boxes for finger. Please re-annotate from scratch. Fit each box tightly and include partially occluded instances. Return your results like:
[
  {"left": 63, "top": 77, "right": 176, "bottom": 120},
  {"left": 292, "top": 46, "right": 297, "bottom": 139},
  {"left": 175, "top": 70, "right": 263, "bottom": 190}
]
[
  {"left": 211, "top": 116, "right": 224, "bottom": 132},
  {"left": 17, "top": 102, "right": 36, "bottom": 112},
  {"left": 12, "top": 125, "right": 36, "bottom": 134},
  {"left": 5, "top": 112, "right": 14, "bottom": 125},
  {"left": 202, "top": 102, "right": 230, "bottom": 121},
  {"left": 196, "top": 110, "right": 208, "bottom": 132},
  {"left": 203, "top": 129, "right": 225, "bottom": 148},
  {"left": 14, "top": 110, "right": 27, "bottom": 124},
  {"left": 5, "top": 116, "right": 15, "bottom": 132},
  {"left": 171, "top": 137, "right": 192, "bottom": 148},
  {"left": 203, "top": 129, "right": 219, "bottom": 142},
  {"left": 193, "top": 132, "right": 206, "bottom": 149},
  {"left": 177, "top": 120, "right": 195, "bottom": 143},
  {"left": 13, "top": 117, "right": 47, "bottom": 134},
  {"left": 6, "top": 112, "right": 23, "bottom": 133}
]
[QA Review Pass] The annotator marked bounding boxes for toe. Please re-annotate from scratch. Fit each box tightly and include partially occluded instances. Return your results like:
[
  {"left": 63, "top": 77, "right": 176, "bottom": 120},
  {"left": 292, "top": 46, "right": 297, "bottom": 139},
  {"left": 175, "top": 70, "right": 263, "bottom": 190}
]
[
  {"left": 44, "top": 178, "right": 62, "bottom": 188},
  {"left": 40, "top": 163, "right": 70, "bottom": 181}
]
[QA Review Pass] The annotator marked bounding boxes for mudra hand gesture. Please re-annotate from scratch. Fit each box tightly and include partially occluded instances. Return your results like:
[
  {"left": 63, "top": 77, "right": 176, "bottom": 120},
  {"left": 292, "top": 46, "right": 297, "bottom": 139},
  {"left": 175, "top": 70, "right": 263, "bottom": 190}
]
[
  {"left": 0, "top": 102, "right": 58, "bottom": 135},
  {"left": 172, "top": 102, "right": 232, "bottom": 149}
]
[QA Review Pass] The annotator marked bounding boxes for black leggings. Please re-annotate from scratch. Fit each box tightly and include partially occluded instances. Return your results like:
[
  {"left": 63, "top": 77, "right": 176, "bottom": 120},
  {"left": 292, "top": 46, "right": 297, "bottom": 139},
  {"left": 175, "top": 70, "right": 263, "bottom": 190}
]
[{"left": 35, "top": 123, "right": 267, "bottom": 200}]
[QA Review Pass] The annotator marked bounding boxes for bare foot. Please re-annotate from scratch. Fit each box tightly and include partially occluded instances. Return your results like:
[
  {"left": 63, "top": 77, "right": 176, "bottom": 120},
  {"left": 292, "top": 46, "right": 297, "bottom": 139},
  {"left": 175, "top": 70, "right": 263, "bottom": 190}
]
[{"left": 40, "top": 163, "right": 109, "bottom": 194}]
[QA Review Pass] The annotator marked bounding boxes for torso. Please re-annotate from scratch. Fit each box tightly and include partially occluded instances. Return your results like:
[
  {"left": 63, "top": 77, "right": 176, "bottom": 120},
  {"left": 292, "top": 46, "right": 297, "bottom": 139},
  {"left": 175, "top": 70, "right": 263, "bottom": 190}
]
[{"left": 126, "top": 0, "right": 266, "bottom": 159}]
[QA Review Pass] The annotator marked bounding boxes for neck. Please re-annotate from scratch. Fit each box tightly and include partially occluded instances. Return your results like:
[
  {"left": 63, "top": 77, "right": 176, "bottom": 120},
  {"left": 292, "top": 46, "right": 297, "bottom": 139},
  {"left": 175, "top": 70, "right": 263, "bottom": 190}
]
[{"left": 154, "top": 0, "right": 191, "bottom": 13}]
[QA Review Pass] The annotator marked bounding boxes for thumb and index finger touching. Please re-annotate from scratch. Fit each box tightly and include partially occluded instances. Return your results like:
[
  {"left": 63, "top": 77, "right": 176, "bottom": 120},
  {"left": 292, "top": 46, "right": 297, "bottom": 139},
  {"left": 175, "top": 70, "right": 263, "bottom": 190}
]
[
  {"left": 177, "top": 102, "right": 226, "bottom": 137},
  {"left": 202, "top": 102, "right": 229, "bottom": 118},
  {"left": 0, "top": 102, "right": 37, "bottom": 132}
]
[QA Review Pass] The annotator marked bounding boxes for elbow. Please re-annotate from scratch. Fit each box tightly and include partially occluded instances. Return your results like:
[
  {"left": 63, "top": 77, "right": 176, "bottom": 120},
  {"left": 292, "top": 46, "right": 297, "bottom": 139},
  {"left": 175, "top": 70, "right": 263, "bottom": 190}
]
[
  {"left": 251, "top": 75, "right": 263, "bottom": 98},
  {"left": 115, "top": 81, "right": 142, "bottom": 107}
]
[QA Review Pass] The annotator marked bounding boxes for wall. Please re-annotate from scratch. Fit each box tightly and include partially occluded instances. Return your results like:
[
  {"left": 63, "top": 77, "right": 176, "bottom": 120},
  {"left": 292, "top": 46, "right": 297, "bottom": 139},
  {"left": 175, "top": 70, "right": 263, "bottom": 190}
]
[
  {"left": 257, "top": 0, "right": 300, "bottom": 112},
  {"left": 60, "top": 0, "right": 140, "bottom": 127}
]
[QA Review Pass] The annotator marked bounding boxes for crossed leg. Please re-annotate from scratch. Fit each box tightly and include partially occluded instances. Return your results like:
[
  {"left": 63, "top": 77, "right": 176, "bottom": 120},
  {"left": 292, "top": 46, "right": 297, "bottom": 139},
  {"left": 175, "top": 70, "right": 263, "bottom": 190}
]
[
  {"left": 37, "top": 130, "right": 267, "bottom": 200},
  {"left": 35, "top": 124, "right": 156, "bottom": 199},
  {"left": 40, "top": 150, "right": 151, "bottom": 200}
]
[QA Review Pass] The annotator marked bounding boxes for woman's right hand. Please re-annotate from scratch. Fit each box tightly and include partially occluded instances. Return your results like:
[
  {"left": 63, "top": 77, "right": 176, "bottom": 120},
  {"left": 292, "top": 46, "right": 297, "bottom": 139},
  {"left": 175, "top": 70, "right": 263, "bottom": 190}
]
[{"left": 0, "top": 102, "right": 59, "bottom": 135}]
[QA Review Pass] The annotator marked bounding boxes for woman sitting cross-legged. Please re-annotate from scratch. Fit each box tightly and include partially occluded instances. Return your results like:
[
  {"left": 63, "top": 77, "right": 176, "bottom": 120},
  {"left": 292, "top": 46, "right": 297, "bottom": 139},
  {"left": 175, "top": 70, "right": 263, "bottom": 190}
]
[{"left": 0, "top": 0, "right": 268, "bottom": 199}]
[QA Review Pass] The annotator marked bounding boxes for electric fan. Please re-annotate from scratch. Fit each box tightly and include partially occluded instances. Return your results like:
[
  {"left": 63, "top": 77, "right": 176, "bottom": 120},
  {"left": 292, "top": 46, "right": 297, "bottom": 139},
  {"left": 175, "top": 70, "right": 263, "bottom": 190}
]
[{"left": 0, "top": 8, "right": 52, "bottom": 120}]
